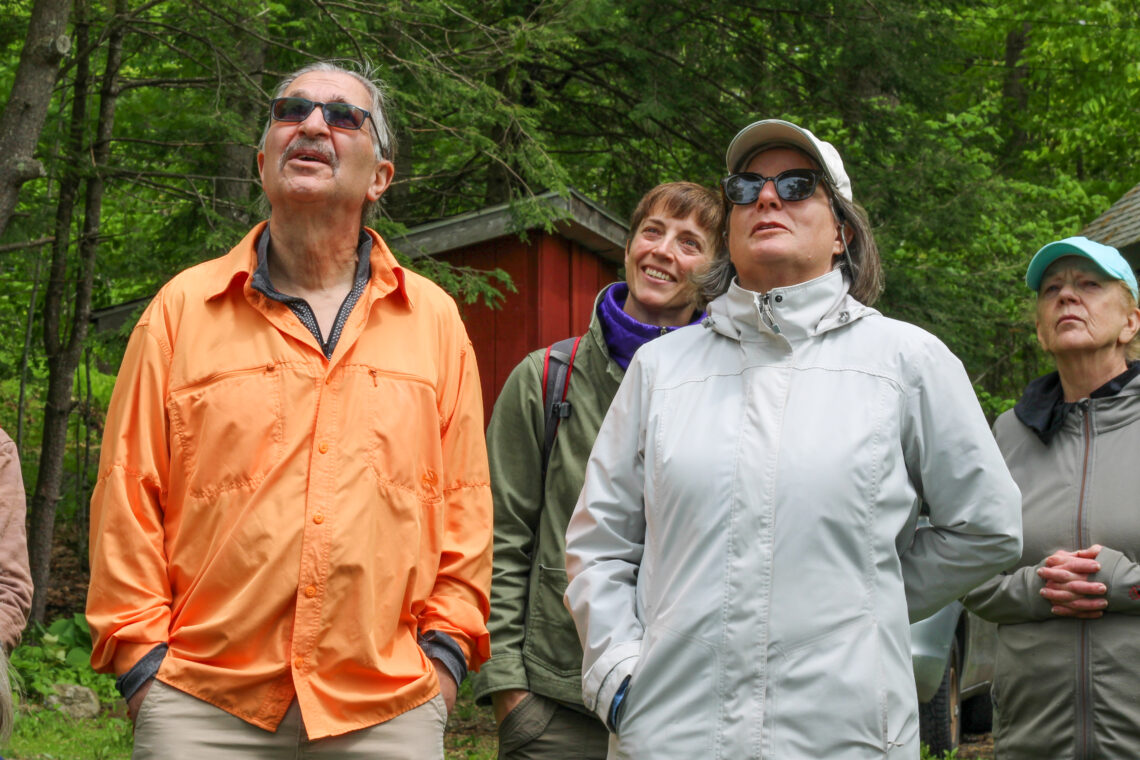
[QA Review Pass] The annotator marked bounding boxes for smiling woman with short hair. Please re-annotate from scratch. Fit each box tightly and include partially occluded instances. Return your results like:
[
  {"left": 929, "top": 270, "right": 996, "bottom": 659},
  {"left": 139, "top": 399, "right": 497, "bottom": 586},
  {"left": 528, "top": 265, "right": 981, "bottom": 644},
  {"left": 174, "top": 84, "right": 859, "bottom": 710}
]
[
  {"left": 473, "top": 181, "right": 723, "bottom": 760},
  {"left": 966, "top": 237, "right": 1140, "bottom": 760}
]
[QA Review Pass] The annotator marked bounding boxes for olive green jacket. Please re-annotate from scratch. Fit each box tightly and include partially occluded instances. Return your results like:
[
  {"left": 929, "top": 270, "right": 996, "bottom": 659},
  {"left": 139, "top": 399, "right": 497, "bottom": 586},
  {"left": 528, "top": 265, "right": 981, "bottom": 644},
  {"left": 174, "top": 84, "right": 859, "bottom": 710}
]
[{"left": 471, "top": 286, "right": 624, "bottom": 707}]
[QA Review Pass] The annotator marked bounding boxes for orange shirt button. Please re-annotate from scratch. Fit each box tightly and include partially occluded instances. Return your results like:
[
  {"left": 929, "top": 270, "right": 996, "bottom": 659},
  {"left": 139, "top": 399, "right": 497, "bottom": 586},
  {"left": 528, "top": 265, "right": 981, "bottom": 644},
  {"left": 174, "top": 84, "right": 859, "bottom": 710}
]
[
  {"left": 294, "top": 656, "right": 304, "bottom": 669},
  {"left": 312, "top": 513, "right": 324, "bottom": 524},
  {"left": 318, "top": 441, "right": 329, "bottom": 454},
  {"left": 304, "top": 585, "right": 317, "bottom": 598},
  {"left": 421, "top": 470, "right": 438, "bottom": 488}
]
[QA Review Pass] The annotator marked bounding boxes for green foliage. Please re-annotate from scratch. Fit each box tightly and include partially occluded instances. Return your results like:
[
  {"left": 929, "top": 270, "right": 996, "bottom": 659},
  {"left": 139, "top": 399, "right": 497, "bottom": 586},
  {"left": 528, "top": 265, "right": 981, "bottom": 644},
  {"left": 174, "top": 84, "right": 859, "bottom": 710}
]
[
  {"left": 405, "top": 257, "right": 517, "bottom": 309},
  {"left": 6, "top": 0, "right": 1136, "bottom": 373},
  {"left": 10, "top": 615, "right": 118, "bottom": 706},
  {"left": 7, "top": 709, "right": 131, "bottom": 760},
  {"left": 975, "top": 387, "right": 1019, "bottom": 422},
  {"left": 920, "top": 744, "right": 960, "bottom": 760}
]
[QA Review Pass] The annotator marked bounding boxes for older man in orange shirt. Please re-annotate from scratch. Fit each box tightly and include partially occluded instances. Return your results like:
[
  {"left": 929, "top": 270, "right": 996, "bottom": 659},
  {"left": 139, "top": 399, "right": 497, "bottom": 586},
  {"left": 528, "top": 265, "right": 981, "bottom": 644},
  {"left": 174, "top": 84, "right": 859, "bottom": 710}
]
[{"left": 86, "top": 61, "right": 492, "bottom": 758}]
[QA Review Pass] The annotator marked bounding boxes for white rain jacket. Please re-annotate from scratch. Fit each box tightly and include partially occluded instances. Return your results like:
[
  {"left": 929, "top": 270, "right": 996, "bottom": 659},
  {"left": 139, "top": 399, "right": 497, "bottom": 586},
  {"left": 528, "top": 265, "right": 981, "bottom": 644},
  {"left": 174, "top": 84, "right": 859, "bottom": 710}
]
[{"left": 565, "top": 270, "right": 1022, "bottom": 760}]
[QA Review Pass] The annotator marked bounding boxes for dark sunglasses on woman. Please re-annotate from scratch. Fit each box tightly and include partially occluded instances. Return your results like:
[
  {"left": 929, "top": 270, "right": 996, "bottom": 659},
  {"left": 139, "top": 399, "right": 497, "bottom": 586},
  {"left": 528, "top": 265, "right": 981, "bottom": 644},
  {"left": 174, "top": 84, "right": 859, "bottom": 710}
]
[{"left": 722, "top": 169, "right": 823, "bottom": 205}]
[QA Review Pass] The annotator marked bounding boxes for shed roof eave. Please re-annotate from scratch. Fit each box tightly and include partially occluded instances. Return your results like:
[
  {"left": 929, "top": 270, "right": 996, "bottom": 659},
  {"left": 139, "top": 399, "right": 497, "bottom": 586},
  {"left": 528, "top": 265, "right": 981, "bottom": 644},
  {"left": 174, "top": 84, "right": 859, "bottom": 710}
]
[
  {"left": 388, "top": 188, "right": 628, "bottom": 263},
  {"left": 1081, "top": 182, "right": 1140, "bottom": 263}
]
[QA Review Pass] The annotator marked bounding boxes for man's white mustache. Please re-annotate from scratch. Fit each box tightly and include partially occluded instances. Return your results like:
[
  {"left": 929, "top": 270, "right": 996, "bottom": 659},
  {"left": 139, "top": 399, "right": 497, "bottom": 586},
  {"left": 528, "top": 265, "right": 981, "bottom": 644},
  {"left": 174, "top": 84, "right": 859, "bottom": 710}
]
[{"left": 279, "top": 138, "right": 338, "bottom": 170}]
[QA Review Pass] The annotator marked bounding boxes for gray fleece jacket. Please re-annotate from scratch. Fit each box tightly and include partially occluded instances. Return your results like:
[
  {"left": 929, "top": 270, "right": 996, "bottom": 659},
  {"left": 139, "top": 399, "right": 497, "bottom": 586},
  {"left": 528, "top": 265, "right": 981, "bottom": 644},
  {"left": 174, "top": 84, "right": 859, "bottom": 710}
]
[{"left": 966, "top": 370, "right": 1140, "bottom": 760}]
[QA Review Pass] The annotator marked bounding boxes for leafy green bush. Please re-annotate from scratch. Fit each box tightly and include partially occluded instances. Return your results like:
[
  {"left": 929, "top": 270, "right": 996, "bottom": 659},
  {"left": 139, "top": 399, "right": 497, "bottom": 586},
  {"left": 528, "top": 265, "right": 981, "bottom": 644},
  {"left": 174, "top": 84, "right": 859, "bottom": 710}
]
[
  {"left": 920, "top": 744, "right": 960, "bottom": 760},
  {"left": 10, "top": 614, "right": 118, "bottom": 705}
]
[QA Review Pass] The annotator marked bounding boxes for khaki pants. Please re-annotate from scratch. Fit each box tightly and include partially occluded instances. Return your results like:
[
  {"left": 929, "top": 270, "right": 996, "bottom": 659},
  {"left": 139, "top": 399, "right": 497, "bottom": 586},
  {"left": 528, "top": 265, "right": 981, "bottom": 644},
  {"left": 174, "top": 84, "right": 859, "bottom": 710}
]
[
  {"left": 132, "top": 680, "right": 446, "bottom": 759},
  {"left": 497, "top": 693, "right": 608, "bottom": 760}
]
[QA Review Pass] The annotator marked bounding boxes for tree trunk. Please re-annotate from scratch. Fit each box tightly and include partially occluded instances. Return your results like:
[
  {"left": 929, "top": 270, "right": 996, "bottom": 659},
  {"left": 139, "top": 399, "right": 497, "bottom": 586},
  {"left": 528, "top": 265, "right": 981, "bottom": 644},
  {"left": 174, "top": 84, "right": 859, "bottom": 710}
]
[
  {"left": 76, "top": 348, "right": 94, "bottom": 566},
  {"left": 27, "top": 0, "right": 90, "bottom": 626},
  {"left": 28, "top": 0, "right": 126, "bottom": 624},
  {"left": 484, "top": 65, "right": 535, "bottom": 206},
  {"left": 16, "top": 254, "right": 45, "bottom": 454},
  {"left": 1000, "top": 22, "right": 1031, "bottom": 163},
  {"left": 214, "top": 35, "right": 266, "bottom": 226},
  {"left": 0, "top": 0, "right": 72, "bottom": 237},
  {"left": 215, "top": 136, "right": 259, "bottom": 226}
]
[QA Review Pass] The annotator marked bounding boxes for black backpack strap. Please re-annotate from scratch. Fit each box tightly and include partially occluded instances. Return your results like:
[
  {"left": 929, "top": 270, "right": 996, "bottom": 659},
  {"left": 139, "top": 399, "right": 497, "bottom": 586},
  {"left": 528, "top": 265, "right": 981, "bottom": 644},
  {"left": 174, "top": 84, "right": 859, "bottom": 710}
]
[{"left": 541, "top": 336, "right": 582, "bottom": 477}]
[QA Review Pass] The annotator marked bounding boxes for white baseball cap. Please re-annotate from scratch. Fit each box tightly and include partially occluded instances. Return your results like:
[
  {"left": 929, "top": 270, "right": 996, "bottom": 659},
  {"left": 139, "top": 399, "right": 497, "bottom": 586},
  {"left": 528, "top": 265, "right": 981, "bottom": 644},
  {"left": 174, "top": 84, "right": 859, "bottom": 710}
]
[{"left": 725, "top": 119, "right": 852, "bottom": 202}]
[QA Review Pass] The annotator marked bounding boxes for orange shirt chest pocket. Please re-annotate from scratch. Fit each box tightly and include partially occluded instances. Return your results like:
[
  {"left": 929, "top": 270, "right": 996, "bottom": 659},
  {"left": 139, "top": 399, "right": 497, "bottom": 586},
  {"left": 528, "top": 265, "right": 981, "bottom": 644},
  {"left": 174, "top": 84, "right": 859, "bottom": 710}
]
[
  {"left": 166, "top": 363, "right": 288, "bottom": 501},
  {"left": 338, "top": 364, "right": 444, "bottom": 505}
]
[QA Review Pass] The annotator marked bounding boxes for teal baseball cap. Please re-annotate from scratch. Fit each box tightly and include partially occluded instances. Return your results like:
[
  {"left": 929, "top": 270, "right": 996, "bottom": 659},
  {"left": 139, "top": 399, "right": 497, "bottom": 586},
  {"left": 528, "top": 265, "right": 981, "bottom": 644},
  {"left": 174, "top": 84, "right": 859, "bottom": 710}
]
[{"left": 1025, "top": 236, "right": 1138, "bottom": 301}]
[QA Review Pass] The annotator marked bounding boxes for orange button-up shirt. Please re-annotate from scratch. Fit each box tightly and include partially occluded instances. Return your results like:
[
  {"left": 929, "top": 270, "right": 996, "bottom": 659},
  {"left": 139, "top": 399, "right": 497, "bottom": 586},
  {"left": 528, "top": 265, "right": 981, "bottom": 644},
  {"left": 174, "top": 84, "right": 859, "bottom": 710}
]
[{"left": 86, "top": 223, "right": 492, "bottom": 738}]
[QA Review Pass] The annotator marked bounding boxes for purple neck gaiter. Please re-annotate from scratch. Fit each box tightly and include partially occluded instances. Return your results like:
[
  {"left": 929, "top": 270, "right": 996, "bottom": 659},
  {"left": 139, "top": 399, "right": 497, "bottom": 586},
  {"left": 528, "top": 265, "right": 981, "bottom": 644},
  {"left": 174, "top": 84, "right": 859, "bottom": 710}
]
[{"left": 597, "top": 283, "right": 703, "bottom": 370}]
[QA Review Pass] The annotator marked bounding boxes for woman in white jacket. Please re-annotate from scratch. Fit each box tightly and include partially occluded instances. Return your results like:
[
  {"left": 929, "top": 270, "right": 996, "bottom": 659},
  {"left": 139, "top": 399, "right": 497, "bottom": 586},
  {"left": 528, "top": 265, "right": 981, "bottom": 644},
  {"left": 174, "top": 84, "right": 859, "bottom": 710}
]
[{"left": 564, "top": 119, "right": 1023, "bottom": 760}]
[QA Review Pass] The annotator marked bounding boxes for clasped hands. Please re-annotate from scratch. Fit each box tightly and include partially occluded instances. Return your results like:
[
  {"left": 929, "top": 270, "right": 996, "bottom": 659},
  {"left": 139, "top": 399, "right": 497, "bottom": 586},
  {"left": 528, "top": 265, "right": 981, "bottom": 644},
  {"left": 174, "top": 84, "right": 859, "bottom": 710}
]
[{"left": 1038, "top": 545, "right": 1108, "bottom": 618}]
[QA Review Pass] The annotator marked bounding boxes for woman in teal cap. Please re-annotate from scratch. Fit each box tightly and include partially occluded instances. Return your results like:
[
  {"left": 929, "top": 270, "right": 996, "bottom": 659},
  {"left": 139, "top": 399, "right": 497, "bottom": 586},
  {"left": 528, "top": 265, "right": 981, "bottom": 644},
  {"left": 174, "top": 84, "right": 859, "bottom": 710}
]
[{"left": 966, "top": 236, "right": 1140, "bottom": 759}]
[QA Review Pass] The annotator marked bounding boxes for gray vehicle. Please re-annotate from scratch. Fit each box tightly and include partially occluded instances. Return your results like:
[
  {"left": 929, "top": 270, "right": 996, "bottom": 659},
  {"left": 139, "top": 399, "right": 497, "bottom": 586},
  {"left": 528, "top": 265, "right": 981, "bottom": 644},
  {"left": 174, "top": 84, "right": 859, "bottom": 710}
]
[{"left": 911, "top": 600, "right": 997, "bottom": 753}]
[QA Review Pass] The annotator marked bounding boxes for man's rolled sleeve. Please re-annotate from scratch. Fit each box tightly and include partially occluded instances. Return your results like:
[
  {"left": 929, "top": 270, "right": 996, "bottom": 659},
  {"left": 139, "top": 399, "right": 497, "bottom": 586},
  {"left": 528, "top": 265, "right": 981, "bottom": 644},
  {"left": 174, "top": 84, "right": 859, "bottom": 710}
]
[
  {"left": 86, "top": 312, "right": 174, "bottom": 677},
  {"left": 417, "top": 331, "right": 492, "bottom": 669}
]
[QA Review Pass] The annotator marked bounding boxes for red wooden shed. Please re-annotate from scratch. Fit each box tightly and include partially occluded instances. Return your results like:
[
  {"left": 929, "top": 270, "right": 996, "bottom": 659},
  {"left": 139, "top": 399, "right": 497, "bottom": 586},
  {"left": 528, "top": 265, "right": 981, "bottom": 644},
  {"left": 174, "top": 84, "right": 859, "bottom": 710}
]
[{"left": 391, "top": 189, "right": 628, "bottom": 422}]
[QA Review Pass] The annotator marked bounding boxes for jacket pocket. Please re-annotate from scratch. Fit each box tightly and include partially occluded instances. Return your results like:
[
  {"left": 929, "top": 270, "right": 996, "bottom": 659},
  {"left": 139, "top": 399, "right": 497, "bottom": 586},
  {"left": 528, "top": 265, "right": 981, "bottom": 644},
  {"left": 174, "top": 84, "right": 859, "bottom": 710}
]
[
  {"left": 768, "top": 617, "right": 892, "bottom": 757},
  {"left": 615, "top": 623, "right": 717, "bottom": 756},
  {"left": 497, "top": 692, "right": 558, "bottom": 754},
  {"left": 522, "top": 565, "right": 583, "bottom": 678},
  {"left": 167, "top": 365, "right": 284, "bottom": 499}
]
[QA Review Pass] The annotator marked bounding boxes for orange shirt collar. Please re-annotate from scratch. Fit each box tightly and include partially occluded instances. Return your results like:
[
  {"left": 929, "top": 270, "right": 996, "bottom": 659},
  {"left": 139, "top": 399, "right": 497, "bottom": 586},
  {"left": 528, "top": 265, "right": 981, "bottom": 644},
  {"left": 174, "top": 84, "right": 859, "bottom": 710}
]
[{"left": 204, "top": 221, "right": 413, "bottom": 308}]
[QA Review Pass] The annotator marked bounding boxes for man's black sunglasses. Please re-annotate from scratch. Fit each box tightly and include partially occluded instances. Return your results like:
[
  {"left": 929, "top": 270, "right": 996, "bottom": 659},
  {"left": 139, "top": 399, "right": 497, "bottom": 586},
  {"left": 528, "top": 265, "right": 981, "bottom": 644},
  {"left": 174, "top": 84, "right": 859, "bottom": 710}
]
[
  {"left": 270, "top": 97, "right": 376, "bottom": 134},
  {"left": 721, "top": 169, "right": 823, "bottom": 205}
]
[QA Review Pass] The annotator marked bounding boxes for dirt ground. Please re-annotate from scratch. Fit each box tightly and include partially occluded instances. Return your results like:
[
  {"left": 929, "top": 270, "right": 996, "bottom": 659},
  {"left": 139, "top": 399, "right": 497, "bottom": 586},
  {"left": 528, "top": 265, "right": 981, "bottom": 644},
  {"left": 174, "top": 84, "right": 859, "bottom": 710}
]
[
  {"left": 959, "top": 733, "right": 996, "bottom": 759},
  {"left": 45, "top": 523, "right": 89, "bottom": 621}
]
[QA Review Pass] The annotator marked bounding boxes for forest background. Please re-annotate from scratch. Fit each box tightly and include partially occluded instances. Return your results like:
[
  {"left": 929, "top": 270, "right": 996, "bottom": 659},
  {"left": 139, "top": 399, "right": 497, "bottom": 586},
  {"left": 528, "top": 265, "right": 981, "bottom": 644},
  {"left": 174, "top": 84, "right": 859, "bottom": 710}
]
[{"left": 0, "top": 0, "right": 1137, "bottom": 666}]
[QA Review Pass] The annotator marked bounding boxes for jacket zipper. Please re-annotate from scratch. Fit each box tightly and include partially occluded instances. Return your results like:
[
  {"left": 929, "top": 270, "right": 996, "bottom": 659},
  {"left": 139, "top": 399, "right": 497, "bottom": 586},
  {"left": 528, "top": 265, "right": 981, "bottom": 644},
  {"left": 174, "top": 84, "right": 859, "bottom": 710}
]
[
  {"left": 1076, "top": 401, "right": 1092, "bottom": 760},
  {"left": 754, "top": 293, "right": 781, "bottom": 334}
]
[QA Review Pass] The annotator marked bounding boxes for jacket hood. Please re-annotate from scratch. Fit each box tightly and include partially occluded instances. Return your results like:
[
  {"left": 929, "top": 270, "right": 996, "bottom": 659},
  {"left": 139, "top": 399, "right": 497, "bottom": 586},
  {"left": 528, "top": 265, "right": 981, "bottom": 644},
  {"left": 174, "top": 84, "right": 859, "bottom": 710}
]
[{"left": 703, "top": 269, "right": 877, "bottom": 342}]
